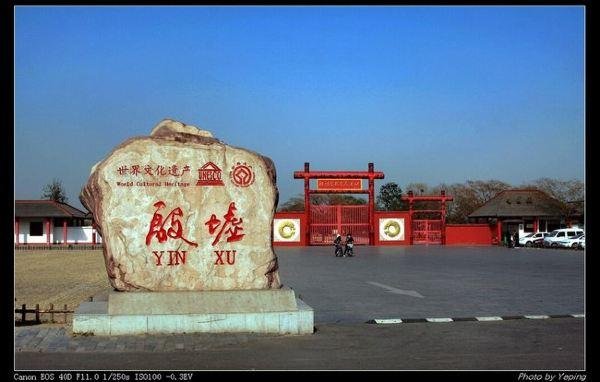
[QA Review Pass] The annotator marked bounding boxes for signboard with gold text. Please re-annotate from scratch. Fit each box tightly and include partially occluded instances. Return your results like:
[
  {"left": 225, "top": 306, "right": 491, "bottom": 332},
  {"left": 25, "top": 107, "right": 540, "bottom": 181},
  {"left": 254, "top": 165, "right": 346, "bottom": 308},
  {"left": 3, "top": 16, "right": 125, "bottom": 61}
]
[{"left": 316, "top": 179, "right": 363, "bottom": 191}]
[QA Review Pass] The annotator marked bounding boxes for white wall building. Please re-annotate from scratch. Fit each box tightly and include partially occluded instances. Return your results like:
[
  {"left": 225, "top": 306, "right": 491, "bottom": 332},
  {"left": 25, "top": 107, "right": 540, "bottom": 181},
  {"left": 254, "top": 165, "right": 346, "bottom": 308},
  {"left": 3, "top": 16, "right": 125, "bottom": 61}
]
[{"left": 15, "top": 200, "right": 102, "bottom": 246}]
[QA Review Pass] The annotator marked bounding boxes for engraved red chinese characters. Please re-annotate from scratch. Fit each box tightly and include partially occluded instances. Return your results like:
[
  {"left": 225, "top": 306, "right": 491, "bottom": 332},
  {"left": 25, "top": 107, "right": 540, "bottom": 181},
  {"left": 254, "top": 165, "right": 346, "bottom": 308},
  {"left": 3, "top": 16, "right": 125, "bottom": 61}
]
[
  {"left": 204, "top": 202, "right": 245, "bottom": 246},
  {"left": 146, "top": 201, "right": 198, "bottom": 247}
]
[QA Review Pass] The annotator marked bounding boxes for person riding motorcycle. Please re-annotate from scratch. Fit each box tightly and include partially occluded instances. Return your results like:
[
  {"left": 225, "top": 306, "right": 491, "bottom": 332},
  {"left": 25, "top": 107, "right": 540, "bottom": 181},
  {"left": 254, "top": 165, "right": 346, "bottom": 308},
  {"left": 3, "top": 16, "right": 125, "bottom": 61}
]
[
  {"left": 344, "top": 233, "right": 355, "bottom": 257},
  {"left": 333, "top": 234, "right": 343, "bottom": 257}
]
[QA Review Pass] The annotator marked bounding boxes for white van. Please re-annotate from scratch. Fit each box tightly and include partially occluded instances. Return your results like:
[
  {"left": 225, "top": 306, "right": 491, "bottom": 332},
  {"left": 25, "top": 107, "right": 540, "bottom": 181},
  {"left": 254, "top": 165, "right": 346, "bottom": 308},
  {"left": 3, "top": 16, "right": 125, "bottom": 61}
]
[{"left": 543, "top": 228, "right": 585, "bottom": 248}]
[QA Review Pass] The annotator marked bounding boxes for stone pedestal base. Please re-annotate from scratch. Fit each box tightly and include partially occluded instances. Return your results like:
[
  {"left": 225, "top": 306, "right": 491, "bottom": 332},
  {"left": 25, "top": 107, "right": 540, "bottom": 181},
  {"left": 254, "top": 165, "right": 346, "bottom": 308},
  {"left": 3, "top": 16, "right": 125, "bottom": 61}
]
[{"left": 72, "top": 287, "right": 314, "bottom": 335}]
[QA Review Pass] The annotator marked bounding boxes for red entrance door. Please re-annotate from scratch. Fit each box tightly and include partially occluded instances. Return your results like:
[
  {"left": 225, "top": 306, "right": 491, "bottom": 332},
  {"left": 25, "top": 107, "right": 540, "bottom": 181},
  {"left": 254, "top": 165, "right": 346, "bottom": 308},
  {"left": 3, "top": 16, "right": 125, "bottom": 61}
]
[
  {"left": 412, "top": 220, "right": 442, "bottom": 244},
  {"left": 310, "top": 205, "right": 369, "bottom": 245}
]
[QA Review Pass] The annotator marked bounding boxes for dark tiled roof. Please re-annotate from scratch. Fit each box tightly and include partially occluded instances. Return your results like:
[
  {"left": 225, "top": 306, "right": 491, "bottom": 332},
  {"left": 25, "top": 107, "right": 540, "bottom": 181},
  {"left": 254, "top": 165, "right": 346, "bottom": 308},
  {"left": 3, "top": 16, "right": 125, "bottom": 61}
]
[
  {"left": 15, "top": 200, "right": 89, "bottom": 218},
  {"left": 468, "top": 189, "right": 567, "bottom": 218}
]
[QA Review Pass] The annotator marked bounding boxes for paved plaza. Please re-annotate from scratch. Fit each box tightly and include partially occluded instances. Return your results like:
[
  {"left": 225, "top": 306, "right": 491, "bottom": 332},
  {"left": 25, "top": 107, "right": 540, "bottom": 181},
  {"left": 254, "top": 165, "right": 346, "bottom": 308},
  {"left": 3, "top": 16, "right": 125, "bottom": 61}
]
[
  {"left": 14, "top": 245, "right": 586, "bottom": 370},
  {"left": 278, "top": 245, "right": 585, "bottom": 323}
]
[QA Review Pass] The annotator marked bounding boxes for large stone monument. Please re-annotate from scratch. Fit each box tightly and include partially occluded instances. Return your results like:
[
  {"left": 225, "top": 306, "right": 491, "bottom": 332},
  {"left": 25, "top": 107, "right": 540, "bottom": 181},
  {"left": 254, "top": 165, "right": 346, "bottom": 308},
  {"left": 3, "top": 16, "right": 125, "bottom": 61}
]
[{"left": 72, "top": 119, "right": 313, "bottom": 335}]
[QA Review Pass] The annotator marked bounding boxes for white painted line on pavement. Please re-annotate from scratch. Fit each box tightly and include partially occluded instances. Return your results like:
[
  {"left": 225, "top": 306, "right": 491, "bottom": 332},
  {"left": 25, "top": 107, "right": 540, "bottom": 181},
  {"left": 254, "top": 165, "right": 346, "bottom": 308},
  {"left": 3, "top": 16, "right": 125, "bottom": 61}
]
[
  {"left": 373, "top": 319, "right": 403, "bottom": 324},
  {"left": 425, "top": 318, "right": 454, "bottom": 323},
  {"left": 369, "top": 313, "right": 583, "bottom": 325},
  {"left": 366, "top": 281, "right": 425, "bottom": 298}
]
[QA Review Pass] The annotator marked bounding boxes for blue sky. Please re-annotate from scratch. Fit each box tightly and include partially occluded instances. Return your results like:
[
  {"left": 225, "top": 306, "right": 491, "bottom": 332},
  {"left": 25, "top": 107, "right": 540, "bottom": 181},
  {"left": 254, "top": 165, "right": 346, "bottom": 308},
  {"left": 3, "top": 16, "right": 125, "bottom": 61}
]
[{"left": 14, "top": 6, "right": 585, "bottom": 210}]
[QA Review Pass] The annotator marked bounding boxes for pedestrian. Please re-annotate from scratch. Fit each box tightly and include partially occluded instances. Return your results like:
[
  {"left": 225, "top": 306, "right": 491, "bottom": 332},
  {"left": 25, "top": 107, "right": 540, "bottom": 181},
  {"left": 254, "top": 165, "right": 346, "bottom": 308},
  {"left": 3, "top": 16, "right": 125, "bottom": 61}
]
[{"left": 514, "top": 230, "right": 520, "bottom": 248}]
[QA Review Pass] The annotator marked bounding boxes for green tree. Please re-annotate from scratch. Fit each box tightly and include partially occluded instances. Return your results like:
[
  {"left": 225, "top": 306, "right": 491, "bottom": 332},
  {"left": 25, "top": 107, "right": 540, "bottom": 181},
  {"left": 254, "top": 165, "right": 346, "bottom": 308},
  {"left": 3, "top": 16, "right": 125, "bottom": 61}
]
[
  {"left": 376, "top": 182, "right": 405, "bottom": 211},
  {"left": 42, "top": 178, "right": 68, "bottom": 203}
]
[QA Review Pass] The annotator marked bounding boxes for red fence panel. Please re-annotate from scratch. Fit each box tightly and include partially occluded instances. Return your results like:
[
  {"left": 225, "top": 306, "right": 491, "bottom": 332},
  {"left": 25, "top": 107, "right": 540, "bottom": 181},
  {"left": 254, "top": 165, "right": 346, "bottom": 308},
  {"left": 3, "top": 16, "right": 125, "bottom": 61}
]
[
  {"left": 310, "top": 205, "right": 369, "bottom": 245},
  {"left": 340, "top": 205, "right": 369, "bottom": 245},
  {"left": 310, "top": 205, "right": 337, "bottom": 245},
  {"left": 412, "top": 219, "right": 442, "bottom": 244}
]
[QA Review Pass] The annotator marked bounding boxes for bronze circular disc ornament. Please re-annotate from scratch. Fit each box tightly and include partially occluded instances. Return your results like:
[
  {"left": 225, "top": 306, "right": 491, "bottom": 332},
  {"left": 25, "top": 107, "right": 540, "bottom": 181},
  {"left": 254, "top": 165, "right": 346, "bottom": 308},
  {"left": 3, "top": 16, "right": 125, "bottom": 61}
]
[
  {"left": 278, "top": 220, "right": 297, "bottom": 239},
  {"left": 383, "top": 220, "right": 401, "bottom": 238}
]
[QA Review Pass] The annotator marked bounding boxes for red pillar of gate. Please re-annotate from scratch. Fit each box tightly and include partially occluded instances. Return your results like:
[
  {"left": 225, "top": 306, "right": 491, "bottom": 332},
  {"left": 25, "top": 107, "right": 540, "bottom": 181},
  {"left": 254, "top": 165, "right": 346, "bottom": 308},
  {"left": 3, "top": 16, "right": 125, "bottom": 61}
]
[
  {"left": 368, "top": 163, "right": 375, "bottom": 245},
  {"left": 63, "top": 220, "right": 68, "bottom": 246},
  {"left": 407, "top": 191, "right": 414, "bottom": 245},
  {"left": 15, "top": 218, "right": 20, "bottom": 245},
  {"left": 303, "top": 162, "right": 311, "bottom": 246},
  {"left": 440, "top": 190, "right": 447, "bottom": 245},
  {"left": 533, "top": 218, "right": 539, "bottom": 233},
  {"left": 336, "top": 205, "right": 342, "bottom": 234},
  {"left": 496, "top": 220, "right": 502, "bottom": 246},
  {"left": 46, "top": 218, "right": 51, "bottom": 245}
]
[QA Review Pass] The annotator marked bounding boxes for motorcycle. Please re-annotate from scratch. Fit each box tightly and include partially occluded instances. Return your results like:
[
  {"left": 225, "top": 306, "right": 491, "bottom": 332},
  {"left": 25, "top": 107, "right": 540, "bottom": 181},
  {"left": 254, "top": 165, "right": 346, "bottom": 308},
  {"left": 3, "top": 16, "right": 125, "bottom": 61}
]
[
  {"left": 334, "top": 243, "right": 344, "bottom": 257},
  {"left": 344, "top": 242, "right": 354, "bottom": 257}
]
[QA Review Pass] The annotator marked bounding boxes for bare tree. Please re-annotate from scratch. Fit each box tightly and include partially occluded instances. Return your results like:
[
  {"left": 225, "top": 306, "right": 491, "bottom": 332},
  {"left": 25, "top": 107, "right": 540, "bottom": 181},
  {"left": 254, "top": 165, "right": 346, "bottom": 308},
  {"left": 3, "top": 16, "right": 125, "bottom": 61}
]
[
  {"left": 327, "top": 194, "right": 367, "bottom": 205},
  {"left": 42, "top": 178, "right": 68, "bottom": 203},
  {"left": 520, "top": 178, "right": 584, "bottom": 203},
  {"left": 438, "top": 180, "right": 510, "bottom": 223},
  {"left": 465, "top": 180, "right": 512, "bottom": 205},
  {"left": 277, "top": 193, "right": 366, "bottom": 212},
  {"left": 405, "top": 182, "right": 430, "bottom": 195},
  {"left": 278, "top": 178, "right": 583, "bottom": 223},
  {"left": 277, "top": 194, "right": 305, "bottom": 212}
]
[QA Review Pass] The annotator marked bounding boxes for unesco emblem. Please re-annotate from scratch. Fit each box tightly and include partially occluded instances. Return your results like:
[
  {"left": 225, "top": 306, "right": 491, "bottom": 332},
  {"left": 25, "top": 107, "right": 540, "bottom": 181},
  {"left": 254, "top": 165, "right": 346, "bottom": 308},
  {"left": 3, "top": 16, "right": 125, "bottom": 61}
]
[{"left": 230, "top": 162, "right": 255, "bottom": 187}]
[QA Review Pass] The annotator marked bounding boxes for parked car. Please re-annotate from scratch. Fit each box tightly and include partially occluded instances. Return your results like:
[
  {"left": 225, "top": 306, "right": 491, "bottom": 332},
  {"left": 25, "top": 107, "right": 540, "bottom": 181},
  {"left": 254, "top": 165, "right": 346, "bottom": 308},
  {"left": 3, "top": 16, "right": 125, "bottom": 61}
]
[
  {"left": 519, "top": 232, "right": 549, "bottom": 247},
  {"left": 543, "top": 228, "right": 585, "bottom": 248},
  {"left": 558, "top": 234, "right": 585, "bottom": 249}
]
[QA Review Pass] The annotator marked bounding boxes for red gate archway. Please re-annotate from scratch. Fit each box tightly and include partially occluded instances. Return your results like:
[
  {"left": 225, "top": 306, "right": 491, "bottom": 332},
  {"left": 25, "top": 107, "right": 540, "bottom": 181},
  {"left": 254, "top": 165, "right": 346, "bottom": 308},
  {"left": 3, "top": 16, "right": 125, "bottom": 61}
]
[
  {"left": 294, "top": 162, "right": 384, "bottom": 245},
  {"left": 402, "top": 190, "right": 453, "bottom": 244}
]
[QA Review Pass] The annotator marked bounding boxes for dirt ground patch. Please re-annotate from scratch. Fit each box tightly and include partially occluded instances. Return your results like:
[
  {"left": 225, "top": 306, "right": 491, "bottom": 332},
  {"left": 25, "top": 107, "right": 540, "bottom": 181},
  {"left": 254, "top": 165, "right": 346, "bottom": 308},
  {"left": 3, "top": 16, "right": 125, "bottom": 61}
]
[{"left": 15, "top": 250, "right": 111, "bottom": 311}]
